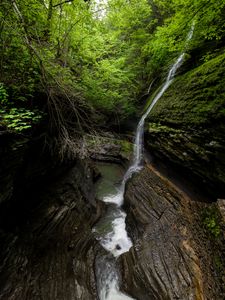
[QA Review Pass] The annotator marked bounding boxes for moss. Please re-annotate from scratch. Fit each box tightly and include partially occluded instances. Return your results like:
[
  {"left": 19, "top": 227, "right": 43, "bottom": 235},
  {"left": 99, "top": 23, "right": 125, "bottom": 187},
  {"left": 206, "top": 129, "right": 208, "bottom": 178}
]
[
  {"left": 83, "top": 134, "right": 133, "bottom": 160},
  {"left": 147, "top": 52, "right": 225, "bottom": 127},
  {"left": 144, "top": 84, "right": 164, "bottom": 113},
  {"left": 119, "top": 140, "right": 133, "bottom": 157},
  {"left": 148, "top": 122, "right": 184, "bottom": 134},
  {"left": 201, "top": 206, "right": 222, "bottom": 239}
]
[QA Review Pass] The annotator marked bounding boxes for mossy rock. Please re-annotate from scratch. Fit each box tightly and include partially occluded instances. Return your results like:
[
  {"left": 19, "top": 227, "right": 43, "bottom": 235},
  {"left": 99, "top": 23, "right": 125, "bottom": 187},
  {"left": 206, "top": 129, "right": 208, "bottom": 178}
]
[
  {"left": 145, "top": 52, "right": 225, "bottom": 196},
  {"left": 83, "top": 134, "right": 133, "bottom": 162},
  {"left": 147, "top": 52, "right": 225, "bottom": 127}
]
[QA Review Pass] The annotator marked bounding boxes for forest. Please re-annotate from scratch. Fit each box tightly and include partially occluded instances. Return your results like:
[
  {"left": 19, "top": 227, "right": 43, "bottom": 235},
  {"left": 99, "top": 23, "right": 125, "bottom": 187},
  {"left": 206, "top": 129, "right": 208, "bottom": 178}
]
[
  {"left": 1, "top": 0, "right": 225, "bottom": 154},
  {"left": 0, "top": 1, "right": 225, "bottom": 300}
]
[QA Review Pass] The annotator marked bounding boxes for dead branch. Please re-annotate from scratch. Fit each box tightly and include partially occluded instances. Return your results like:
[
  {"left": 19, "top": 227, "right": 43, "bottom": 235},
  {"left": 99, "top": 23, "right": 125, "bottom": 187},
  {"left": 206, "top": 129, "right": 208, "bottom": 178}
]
[
  {"left": 11, "top": 0, "right": 97, "bottom": 159},
  {"left": 53, "top": 0, "right": 74, "bottom": 8}
]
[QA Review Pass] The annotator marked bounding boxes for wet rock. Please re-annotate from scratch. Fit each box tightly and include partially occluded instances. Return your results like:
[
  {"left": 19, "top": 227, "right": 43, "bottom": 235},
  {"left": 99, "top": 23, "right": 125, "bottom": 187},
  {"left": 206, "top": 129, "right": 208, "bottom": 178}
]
[
  {"left": 0, "top": 161, "right": 102, "bottom": 300},
  {"left": 0, "top": 131, "right": 72, "bottom": 212},
  {"left": 121, "top": 165, "right": 223, "bottom": 300},
  {"left": 0, "top": 134, "right": 223, "bottom": 300},
  {"left": 83, "top": 133, "right": 133, "bottom": 163},
  {"left": 0, "top": 132, "right": 28, "bottom": 205},
  {"left": 217, "top": 199, "right": 225, "bottom": 223},
  {"left": 116, "top": 244, "right": 122, "bottom": 250},
  {"left": 146, "top": 124, "right": 225, "bottom": 197},
  {"left": 145, "top": 52, "right": 225, "bottom": 197}
]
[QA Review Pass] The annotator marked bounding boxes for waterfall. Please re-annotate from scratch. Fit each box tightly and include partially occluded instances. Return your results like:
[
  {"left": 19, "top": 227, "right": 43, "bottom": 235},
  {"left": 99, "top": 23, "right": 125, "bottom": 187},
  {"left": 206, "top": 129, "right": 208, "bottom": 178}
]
[
  {"left": 94, "top": 26, "right": 194, "bottom": 300},
  {"left": 130, "top": 52, "right": 185, "bottom": 170}
]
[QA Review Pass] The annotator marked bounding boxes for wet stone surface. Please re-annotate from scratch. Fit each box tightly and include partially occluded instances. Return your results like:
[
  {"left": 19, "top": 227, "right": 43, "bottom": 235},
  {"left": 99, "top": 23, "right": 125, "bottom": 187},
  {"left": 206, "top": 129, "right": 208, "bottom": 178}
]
[
  {"left": 0, "top": 161, "right": 224, "bottom": 299},
  {"left": 121, "top": 165, "right": 224, "bottom": 300},
  {"left": 0, "top": 161, "right": 102, "bottom": 300}
]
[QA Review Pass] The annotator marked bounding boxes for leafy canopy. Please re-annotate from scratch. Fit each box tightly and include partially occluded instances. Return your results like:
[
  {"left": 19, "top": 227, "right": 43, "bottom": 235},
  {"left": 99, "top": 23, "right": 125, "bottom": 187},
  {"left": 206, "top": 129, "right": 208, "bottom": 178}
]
[{"left": 1, "top": 0, "right": 225, "bottom": 135}]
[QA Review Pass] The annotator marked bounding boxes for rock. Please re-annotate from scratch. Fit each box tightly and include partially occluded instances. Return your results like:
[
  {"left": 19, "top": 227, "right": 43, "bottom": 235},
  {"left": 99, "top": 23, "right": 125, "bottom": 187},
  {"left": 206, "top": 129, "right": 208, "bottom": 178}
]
[
  {"left": 217, "top": 199, "right": 225, "bottom": 223},
  {"left": 116, "top": 244, "right": 121, "bottom": 250},
  {"left": 0, "top": 131, "right": 72, "bottom": 211},
  {"left": 0, "top": 161, "right": 103, "bottom": 300},
  {"left": 0, "top": 131, "right": 223, "bottom": 299},
  {"left": 121, "top": 165, "right": 223, "bottom": 300},
  {"left": 83, "top": 133, "right": 133, "bottom": 163},
  {"left": 0, "top": 132, "right": 29, "bottom": 205},
  {"left": 145, "top": 52, "right": 225, "bottom": 197}
]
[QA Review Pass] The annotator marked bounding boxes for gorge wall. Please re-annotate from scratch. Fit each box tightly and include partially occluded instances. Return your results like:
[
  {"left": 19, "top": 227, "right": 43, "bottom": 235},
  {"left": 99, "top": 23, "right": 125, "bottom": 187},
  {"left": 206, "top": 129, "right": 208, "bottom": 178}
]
[{"left": 145, "top": 50, "right": 225, "bottom": 197}]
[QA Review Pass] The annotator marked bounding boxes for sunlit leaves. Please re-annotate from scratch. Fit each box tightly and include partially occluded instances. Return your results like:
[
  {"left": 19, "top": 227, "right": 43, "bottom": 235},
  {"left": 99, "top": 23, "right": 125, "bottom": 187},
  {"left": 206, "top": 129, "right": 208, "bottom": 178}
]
[
  {"left": 0, "top": 108, "right": 43, "bottom": 132},
  {"left": 1, "top": 0, "right": 225, "bottom": 128}
]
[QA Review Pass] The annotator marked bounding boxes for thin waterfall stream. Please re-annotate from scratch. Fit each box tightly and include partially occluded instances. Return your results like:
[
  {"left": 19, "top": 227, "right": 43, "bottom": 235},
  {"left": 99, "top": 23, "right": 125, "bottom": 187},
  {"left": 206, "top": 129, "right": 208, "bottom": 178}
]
[{"left": 93, "top": 27, "right": 194, "bottom": 300}]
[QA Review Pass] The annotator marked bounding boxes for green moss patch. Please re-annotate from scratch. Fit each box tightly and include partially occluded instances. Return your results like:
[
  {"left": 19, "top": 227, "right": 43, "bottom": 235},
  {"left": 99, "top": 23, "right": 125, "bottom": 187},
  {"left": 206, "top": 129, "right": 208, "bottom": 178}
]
[
  {"left": 201, "top": 206, "right": 222, "bottom": 238},
  {"left": 147, "top": 52, "right": 225, "bottom": 128}
]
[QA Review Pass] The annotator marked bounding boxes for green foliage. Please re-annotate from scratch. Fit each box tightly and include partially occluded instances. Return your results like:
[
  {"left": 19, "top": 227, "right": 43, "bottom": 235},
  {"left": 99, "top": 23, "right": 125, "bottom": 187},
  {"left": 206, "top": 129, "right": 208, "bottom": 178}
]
[
  {"left": 0, "top": 80, "right": 43, "bottom": 133},
  {"left": 0, "top": 108, "right": 43, "bottom": 132},
  {"left": 202, "top": 207, "right": 221, "bottom": 238},
  {"left": 0, "top": 83, "right": 8, "bottom": 105},
  {"left": 140, "top": 0, "right": 225, "bottom": 80},
  {"left": 81, "top": 57, "right": 137, "bottom": 115},
  {"left": 1, "top": 0, "right": 225, "bottom": 136},
  {"left": 120, "top": 140, "right": 133, "bottom": 158},
  {"left": 149, "top": 51, "right": 225, "bottom": 126}
]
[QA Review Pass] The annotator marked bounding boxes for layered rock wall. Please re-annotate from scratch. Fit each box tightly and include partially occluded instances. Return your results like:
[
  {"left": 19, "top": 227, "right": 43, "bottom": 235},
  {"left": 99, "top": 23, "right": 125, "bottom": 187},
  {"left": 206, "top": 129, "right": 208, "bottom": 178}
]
[{"left": 145, "top": 51, "right": 225, "bottom": 196}]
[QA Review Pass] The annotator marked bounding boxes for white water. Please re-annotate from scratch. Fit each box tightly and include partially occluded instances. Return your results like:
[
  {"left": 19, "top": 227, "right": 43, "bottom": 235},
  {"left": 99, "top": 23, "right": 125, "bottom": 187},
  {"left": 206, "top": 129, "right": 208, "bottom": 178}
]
[
  {"left": 95, "top": 27, "right": 194, "bottom": 300},
  {"left": 96, "top": 254, "right": 135, "bottom": 300},
  {"left": 93, "top": 206, "right": 132, "bottom": 257}
]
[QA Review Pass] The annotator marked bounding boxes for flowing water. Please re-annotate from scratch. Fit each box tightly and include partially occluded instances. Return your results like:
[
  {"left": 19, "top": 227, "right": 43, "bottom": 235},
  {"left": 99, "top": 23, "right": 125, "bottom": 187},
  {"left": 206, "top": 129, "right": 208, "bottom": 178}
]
[{"left": 94, "top": 28, "right": 194, "bottom": 300}]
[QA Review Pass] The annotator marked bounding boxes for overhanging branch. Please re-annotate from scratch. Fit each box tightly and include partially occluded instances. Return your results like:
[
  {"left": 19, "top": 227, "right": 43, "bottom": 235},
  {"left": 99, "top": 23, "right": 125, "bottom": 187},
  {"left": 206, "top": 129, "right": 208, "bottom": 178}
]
[{"left": 53, "top": 0, "right": 74, "bottom": 7}]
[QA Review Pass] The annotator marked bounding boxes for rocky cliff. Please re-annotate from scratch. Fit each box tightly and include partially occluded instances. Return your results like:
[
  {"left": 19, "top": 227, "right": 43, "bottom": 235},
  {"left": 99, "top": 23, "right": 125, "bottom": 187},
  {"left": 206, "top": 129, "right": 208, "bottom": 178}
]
[
  {"left": 145, "top": 51, "right": 225, "bottom": 197},
  {"left": 0, "top": 136, "right": 224, "bottom": 299},
  {"left": 0, "top": 132, "right": 29, "bottom": 206},
  {"left": 122, "top": 165, "right": 224, "bottom": 300},
  {"left": 0, "top": 156, "right": 104, "bottom": 299}
]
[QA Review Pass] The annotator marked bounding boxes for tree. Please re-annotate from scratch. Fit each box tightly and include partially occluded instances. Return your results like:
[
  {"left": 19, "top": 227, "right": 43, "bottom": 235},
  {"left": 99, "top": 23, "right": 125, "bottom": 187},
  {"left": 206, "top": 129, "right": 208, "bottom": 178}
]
[{"left": 1, "top": 0, "right": 225, "bottom": 156}]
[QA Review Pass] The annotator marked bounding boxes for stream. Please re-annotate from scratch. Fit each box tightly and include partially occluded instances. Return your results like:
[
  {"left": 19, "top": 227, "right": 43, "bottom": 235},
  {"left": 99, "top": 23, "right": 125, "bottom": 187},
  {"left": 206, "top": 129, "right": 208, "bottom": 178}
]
[
  {"left": 93, "top": 27, "right": 195, "bottom": 300},
  {"left": 0, "top": 23, "right": 223, "bottom": 300}
]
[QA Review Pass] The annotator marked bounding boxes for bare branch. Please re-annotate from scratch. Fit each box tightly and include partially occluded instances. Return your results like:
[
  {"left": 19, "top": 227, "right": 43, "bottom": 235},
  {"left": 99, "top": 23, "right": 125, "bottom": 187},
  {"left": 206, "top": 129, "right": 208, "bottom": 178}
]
[
  {"left": 11, "top": 0, "right": 95, "bottom": 160},
  {"left": 53, "top": 0, "right": 74, "bottom": 8}
]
